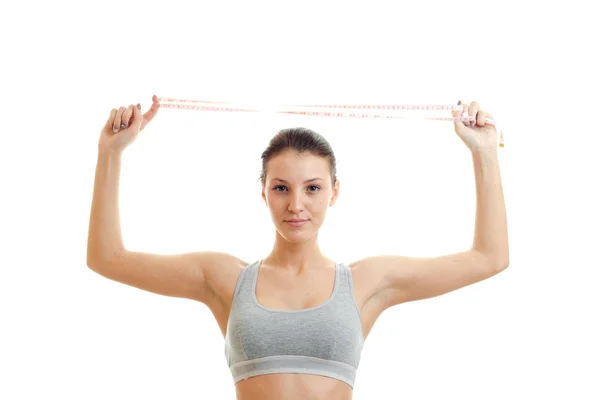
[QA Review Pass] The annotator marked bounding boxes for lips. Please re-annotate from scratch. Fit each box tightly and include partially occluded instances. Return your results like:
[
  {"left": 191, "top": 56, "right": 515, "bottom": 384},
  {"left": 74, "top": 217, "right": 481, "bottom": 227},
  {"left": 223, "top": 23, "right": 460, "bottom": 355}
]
[
  {"left": 287, "top": 219, "right": 306, "bottom": 222},
  {"left": 285, "top": 219, "right": 308, "bottom": 227}
]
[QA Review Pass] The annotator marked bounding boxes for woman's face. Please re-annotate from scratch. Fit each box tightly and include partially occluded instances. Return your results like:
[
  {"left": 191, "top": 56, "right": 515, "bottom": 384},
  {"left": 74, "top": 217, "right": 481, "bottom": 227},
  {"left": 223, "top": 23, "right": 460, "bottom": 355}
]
[{"left": 262, "top": 150, "right": 340, "bottom": 242}]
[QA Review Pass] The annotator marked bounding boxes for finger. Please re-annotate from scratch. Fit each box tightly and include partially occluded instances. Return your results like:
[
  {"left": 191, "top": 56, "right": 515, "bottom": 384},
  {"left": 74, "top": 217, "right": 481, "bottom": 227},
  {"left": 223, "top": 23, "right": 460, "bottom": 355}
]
[
  {"left": 468, "top": 101, "right": 480, "bottom": 127},
  {"left": 105, "top": 108, "right": 117, "bottom": 131},
  {"left": 143, "top": 102, "right": 160, "bottom": 123},
  {"left": 140, "top": 100, "right": 160, "bottom": 131},
  {"left": 121, "top": 105, "right": 134, "bottom": 130},
  {"left": 131, "top": 103, "right": 144, "bottom": 130},
  {"left": 114, "top": 107, "right": 126, "bottom": 132},
  {"left": 460, "top": 102, "right": 470, "bottom": 127},
  {"left": 453, "top": 100, "right": 466, "bottom": 131},
  {"left": 476, "top": 110, "right": 491, "bottom": 127}
]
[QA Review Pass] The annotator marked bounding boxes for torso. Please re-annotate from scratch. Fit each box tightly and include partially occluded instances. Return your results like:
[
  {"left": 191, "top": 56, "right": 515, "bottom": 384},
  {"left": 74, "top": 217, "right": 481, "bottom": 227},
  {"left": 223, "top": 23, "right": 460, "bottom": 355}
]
[{"left": 204, "top": 257, "right": 387, "bottom": 400}]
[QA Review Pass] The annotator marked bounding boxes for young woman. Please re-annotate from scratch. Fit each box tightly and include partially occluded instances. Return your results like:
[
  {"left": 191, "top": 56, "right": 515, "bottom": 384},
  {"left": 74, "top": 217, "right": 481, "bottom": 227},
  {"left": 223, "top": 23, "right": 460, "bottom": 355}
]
[{"left": 87, "top": 95, "right": 509, "bottom": 400}]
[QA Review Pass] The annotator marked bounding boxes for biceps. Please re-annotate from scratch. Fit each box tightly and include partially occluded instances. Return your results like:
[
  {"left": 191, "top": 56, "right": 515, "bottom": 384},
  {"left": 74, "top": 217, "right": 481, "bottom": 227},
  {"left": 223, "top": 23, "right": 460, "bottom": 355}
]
[{"left": 383, "top": 250, "right": 499, "bottom": 304}]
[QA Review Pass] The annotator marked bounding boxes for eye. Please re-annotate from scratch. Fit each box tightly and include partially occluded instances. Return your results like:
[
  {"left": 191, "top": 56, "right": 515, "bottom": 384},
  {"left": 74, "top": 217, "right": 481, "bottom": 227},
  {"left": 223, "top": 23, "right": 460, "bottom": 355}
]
[{"left": 272, "top": 185, "right": 321, "bottom": 192}]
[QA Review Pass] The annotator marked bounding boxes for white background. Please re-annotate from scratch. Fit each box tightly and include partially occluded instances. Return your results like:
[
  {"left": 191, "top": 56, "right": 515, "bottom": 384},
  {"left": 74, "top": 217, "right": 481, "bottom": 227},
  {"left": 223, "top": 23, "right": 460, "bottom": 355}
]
[{"left": 1, "top": 0, "right": 599, "bottom": 399}]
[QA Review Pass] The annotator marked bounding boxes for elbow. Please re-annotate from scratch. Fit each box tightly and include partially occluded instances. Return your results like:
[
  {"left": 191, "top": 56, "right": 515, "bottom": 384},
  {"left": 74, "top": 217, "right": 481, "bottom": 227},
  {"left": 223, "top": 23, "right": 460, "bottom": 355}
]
[
  {"left": 87, "top": 255, "right": 104, "bottom": 270},
  {"left": 475, "top": 249, "right": 509, "bottom": 272},
  {"left": 493, "top": 256, "right": 510, "bottom": 272},
  {"left": 87, "top": 249, "right": 122, "bottom": 269}
]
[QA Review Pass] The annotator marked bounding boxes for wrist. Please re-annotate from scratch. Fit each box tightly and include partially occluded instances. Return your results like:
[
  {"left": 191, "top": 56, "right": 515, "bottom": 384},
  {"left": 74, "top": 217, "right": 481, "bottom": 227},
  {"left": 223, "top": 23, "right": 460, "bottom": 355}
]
[
  {"left": 471, "top": 148, "right": 498, "bottom": 159},
  {"left": 98, "top": 146, "right": 123, "bottom": 158}
]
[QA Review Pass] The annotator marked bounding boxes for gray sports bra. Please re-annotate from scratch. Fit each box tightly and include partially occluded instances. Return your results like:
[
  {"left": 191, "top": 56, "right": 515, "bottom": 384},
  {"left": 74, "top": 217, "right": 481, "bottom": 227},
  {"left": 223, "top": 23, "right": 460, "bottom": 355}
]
[{"left": 224, "top": 260, "right": 365, "bottom": 388}]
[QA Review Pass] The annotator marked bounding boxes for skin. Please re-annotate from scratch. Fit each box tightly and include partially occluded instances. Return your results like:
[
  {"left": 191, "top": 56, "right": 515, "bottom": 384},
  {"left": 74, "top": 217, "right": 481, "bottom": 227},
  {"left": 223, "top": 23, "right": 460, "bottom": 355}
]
[
  {"left": 96, "top": 97, "right": 508, "bottom": 400},
  {"left": 232, "top": 149, "right": 358, "bottom": 400},
  {"left": 101, "top": 99, "right": 362, "bottom": 398},
  {"left": 260, "top": 149, "right": 341, "bottom": 274}
]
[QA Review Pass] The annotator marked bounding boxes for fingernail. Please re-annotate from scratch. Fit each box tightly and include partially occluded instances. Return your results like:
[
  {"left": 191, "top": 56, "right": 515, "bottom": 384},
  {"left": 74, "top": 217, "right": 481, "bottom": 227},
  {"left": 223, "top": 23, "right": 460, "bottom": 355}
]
[{"left": 137, "top": 103, "right": 141, "bottom": 110}]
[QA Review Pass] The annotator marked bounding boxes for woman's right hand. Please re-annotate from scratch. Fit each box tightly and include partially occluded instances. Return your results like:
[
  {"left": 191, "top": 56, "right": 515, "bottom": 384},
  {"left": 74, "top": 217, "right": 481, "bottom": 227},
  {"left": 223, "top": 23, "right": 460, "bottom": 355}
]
[{"left": 98, "top": 95, "right": 161, "bottom": 154}]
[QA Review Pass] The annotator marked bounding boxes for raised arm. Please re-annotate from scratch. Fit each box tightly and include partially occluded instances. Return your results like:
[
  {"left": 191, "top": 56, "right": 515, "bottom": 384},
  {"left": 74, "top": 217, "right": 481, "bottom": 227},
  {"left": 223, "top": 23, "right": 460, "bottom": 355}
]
[
  {"left": 351, "top": 101, "right": 510, "bottom": 310},
  {"left": 86, "top": 99, "right": 246, "bottom": 304}
]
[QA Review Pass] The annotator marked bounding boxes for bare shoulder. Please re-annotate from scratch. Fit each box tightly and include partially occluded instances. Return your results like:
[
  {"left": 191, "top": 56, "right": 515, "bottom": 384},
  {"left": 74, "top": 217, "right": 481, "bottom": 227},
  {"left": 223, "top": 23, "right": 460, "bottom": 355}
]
[
  {"left": 346, "top": 258, "right": 382, "bottom": 310},
  {"left": 203, "top": 252, "right": 250, "bottom": 308},
  {"left": 87, "top": 249, "right": 249, "bottom": 307}
]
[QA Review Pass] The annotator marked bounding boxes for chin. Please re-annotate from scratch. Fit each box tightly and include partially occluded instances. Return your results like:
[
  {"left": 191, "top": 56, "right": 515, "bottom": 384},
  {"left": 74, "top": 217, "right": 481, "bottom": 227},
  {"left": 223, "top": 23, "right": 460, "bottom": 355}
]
[
  {"left": 282, "top": 234, "right": 314, "bottom": 244},
  {"left": 278, "top": 224, "right": 318, "bottom": 243}
]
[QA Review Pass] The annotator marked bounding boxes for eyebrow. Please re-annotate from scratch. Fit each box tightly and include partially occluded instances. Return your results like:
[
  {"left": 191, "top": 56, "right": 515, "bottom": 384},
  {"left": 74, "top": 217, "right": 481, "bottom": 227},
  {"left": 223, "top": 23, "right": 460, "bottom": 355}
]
[{"left": 272, "top": 178, "right": 324, "bottom": 184}]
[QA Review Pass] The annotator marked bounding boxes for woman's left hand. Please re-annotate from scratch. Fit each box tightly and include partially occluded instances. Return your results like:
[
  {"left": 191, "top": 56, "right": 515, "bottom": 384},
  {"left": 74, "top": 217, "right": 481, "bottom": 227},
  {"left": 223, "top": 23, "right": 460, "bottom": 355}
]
[{"left": 452, "top": 101, "right": 498, "bottom": 152}]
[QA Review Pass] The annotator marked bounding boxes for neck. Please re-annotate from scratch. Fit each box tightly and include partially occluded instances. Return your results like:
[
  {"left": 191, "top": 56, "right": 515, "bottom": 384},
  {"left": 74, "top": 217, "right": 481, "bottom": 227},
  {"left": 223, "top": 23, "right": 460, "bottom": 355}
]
[{"left": 266, "top": 229, "right": 328, "bottom": 272}]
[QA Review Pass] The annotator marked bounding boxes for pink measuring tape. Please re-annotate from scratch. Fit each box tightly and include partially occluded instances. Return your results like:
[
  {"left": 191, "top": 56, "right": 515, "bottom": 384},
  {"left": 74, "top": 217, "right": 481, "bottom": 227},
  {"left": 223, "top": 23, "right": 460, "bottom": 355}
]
[{"left": 156, "top": 96, "right": 505, "bottom": 148}]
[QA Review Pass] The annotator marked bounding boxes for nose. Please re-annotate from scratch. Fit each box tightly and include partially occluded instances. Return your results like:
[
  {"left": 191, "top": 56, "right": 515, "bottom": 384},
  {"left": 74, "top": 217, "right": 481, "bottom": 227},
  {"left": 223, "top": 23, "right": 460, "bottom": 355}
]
[{"left": 287, "top": 192, "right": 305, "bottom": 214}]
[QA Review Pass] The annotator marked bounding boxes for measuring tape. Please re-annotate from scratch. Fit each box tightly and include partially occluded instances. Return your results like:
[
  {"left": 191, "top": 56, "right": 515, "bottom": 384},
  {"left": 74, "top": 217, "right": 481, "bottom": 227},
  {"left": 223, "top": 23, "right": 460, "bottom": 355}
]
[{"left": 156, "top": 96, "right": 505, "bottom": 148}]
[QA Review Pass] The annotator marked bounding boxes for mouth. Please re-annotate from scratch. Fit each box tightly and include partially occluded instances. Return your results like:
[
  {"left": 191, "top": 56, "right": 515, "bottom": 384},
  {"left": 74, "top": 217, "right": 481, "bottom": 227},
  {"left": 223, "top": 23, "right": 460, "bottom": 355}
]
[{"left": 286, "top": 219, "right": 308, "bottom": 226}]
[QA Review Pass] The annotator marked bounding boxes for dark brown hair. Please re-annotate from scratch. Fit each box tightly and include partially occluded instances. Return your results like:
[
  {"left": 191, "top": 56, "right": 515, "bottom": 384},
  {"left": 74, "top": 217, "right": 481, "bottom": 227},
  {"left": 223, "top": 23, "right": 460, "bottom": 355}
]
[{"left": 259, "top": 127, "right": 337, "bottom": 187}]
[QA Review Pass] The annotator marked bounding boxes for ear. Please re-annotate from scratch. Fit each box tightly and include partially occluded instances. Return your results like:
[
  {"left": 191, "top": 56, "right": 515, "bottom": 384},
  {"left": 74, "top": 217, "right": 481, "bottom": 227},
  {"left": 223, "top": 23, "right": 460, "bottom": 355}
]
[
  {"left": 261, "top": 186, "right": 267, "bottom": 205},
  {"left": 329, "top": 179, "right": 340, "bottom": 206}
]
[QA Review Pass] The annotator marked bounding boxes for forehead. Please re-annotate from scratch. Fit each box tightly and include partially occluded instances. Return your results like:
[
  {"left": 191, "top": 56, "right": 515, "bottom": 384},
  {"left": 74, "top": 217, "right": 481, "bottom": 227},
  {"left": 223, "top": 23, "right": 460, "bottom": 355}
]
[{"left": 267, "top": 151, "right": 329, "bottom": 180}]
